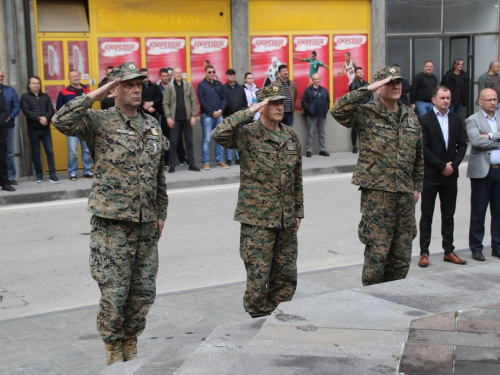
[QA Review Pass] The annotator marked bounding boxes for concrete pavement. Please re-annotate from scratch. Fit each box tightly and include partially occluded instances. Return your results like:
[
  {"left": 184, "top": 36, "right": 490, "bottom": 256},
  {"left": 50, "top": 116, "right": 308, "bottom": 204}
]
[{"left": 0, "top": 151, "right": 358, "bottom": 206}]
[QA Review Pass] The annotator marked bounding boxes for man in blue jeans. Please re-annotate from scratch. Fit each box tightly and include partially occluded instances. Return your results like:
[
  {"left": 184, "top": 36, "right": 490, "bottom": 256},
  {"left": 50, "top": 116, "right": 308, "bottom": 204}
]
[
  {"left": 197, "top": 65, "right": 228, "bottom": 170},
  {"left": 0, "top": 70, "right": 21, "bottom": 185},
  {"left": 56, "top": 70, "right": 93, "bottom": 180},
  {"left": 410, "top": 61, "right": 437, "bottom": 117}
]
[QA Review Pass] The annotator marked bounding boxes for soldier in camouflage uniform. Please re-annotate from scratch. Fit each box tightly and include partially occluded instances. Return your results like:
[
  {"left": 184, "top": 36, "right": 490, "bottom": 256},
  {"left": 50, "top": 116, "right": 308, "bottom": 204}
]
[
  {"left": 330, "top": 66, "right": 424, "bottom": 286},
  {"left": 53, "top": 62, "right": 168, "bottom": 366},
  {"left": 212, "top": 84, "right": 304, "bottom": 318}
]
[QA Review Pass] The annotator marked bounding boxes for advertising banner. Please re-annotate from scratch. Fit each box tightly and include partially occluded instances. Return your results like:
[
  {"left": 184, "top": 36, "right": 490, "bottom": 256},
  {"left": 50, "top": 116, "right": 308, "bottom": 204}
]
[
  {"left": 250, "top": 36, "right": 289, "bottom": 89},
  {"left": 189, "top": 36, "right": 230, "bottom": 96},
  {"left": 97, "top": 38, "right": 142, "bottom": 82},
  {"left": 145, "top": 37, "right": 187, "bottom": 83},
  {"left": 67, "top": 41, "right": 89, "bottom": 80},
  {"left": 42, "top": 41, "right": 65, "bottom": 81},
  {"left": 292, "top": 35, "right": 330, "bottom": 111},
  {"left": 332, "top": 34, "right": 368, "bottom": 103},
  {"left": 44, "top": 85, "right": 65, "bottom": 110}
]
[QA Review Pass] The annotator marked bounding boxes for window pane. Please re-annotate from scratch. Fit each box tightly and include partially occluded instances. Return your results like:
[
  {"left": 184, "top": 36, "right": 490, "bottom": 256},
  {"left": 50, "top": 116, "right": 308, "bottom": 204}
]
[
  {"left": 474, "top": 35, "right": 499, "bottom": 80},
  {"left": 414, "top": 39, "right": 442, "bottom": 83},
  {"left": 386, "top": 38, "right": 411, "bottom": 81},
  {"left": 387, "top": 0, "right": 442, "bottom": 34},
  {"left": 450, "top": 38, "right": 469, "bottom": 72},
  {"left": 444, "top": 0, "right": 499, "bottom": 33}
]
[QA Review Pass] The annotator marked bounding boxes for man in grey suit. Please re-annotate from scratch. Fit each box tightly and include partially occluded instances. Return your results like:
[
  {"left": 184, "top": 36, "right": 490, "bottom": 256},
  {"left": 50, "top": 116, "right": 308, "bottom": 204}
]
[{"left": 466, "top": 88, "right": 500, "bottom": 261}]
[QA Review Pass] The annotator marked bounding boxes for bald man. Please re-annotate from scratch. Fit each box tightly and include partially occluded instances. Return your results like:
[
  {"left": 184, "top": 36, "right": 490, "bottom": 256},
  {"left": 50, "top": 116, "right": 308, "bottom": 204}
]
[
  {"left": 466, "top": 88, "right": 500, "bottom": 261},
  {"left": 301, "top": 74, "right": 330, "bottom": 157}
]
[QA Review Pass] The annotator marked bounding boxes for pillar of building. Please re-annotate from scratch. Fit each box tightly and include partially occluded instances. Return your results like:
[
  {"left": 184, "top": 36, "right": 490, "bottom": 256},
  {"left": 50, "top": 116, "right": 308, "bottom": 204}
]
[
  {"left": 370, "top": 0, "right": 385, "bottom": 73},
  {"left": 230, "top": 0, "right": 250, "bottom": 83}
]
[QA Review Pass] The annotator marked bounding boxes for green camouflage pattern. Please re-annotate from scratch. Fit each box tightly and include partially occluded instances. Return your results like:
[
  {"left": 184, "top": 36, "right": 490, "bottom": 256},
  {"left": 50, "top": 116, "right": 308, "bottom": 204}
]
[
  {"left": 358, "top": 189, "right": 417, "bottom": 286},
  {"left": 212, "top": 108, "right": 304, "bottom": 229},
  {"left": 108, "top": 62, "right": 147, "bottom": 82},
  {"left": 240, "top": 223, "right": 298, "bottom": 317},
  {"left": 90, "top": 216, "right": 159, "bottom": 343},
  {"left": 53, "top": 95, "right": 169, "bottom": 222},
  {"left": 330, "top": 89, "right": 424, "bottom": 193},
  {"left": 373, "top": 65, "right": 404, "bottom": 82},
  {"left": 256, "top": 84, "right": 287, "bottom": 103}
]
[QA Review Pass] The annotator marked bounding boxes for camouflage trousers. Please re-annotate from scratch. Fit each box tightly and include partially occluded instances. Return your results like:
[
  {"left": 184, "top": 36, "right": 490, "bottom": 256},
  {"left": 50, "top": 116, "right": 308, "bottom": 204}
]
[
  {"left": 358, "top": 189, "right": 417, "bottom": 286},
  {"left": 240, "top": 223, "right": 298, "bottom": 318},
  {"left": 90, "top": 215, "right": 159, "bottom": 344}
]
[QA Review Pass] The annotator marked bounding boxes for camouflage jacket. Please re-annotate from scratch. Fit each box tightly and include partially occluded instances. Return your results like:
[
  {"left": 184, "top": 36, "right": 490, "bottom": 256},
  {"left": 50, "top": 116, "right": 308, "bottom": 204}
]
[
  {"left": 53, "top": 95, "right": 168, "bottom": 222},
  {"left": 212, "top": 108, "right": 304, "bottom": 229},
  {"left": 331, "top": 88, "right": 424, "bottom": 193}
]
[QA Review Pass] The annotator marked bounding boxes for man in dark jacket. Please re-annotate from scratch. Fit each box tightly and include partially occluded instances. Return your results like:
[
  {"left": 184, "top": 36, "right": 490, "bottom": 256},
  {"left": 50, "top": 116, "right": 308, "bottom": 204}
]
[
  {"left": 0, "top": 69, "right": 21, "bottom": 185},
  {"left": 98, "top": 66, "right": 115, "bottom": 110},
  {"left": 0, "top": 91, "right": 14, "bottom": 191},
  {"left": 197, "top": 65, "right": 228, "bottom": 170},
  {"left": 301, "top": 73, "right": 330, "bottom": 157},
  {"left": 411, "top": 61, "right": 438, "bottom": 116},
  {"left": 222, "top": 69, "right": 247, "bottom": 165},
  {"left": 139, "top": 68, "right": 163, "bottom": 120},
  {"left": 441, "top": 58, "right": 468, "bottom": 116},
  {"left": 349, "top": 67, "right": 373, "bottom": 153},
  {"left": 21, "top": 76, "right": 59, "bottom": 183}
]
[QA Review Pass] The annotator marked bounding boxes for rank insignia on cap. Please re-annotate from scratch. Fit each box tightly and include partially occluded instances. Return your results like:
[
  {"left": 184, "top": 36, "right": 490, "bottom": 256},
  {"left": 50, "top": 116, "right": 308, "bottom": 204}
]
[
  {"left": 390, "top": 67, "right": 396, "bottom": 73},
  {"left": 129, "top": 64, "right": 136, "bottom": 69},
  {"left": 273, "top": 86, "right": 279, "bottom": 92}
]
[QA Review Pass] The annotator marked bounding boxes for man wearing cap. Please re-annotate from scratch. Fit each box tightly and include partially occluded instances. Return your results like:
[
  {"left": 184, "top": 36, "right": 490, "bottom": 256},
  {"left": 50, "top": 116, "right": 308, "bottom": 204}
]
[
  {"left": 331, "top": 66, "right": 423, "bottom": 286},
  {"left": 53, "top": 62, "right": 168, "bottom": 366},
  {"left": 212, "top": 84, "right": 304, "bottom": 318},
  {"left": 222, "top": 68, "right": 247, "bottom": 165}
]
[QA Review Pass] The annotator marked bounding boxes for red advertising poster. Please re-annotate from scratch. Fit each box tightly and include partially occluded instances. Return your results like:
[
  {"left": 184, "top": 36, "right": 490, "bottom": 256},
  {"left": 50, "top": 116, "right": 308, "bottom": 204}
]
[
  {"left": 189, "top": 36, "right": 230, "bottom": 96},
  {"left": 250, "top": 36, "right": 289, "bottom": 89},
  {"left": 42, "top": 41, "right": 65, "bottom": 81},
  {"left": 145, "top": 38, "right": 187, "bottom": 83},
  {"left": 67, "top": 41, "right": 89, "bottom": 80},
  {"left": 44, "top": 85, "right": 65, "bottom": 109},
  {"left": 97, "top": 38, "right": 142, "bottom": 82},
  {"left": 332, "top": 34, "right": 368, "bottom": 102},
  {"left": 292, "top": 35, "right": 330, "bottom": 111}
]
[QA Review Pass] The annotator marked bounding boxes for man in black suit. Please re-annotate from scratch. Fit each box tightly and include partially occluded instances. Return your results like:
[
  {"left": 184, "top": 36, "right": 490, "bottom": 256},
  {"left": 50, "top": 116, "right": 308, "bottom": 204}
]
[{"left": 418, "top": 86, "right": 467, "bottom": 267}]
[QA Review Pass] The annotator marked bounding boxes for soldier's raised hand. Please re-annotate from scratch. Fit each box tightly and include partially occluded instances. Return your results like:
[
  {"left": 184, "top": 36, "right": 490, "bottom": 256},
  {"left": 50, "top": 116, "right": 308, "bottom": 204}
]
[
  {"left": 249, "top": 98, "right": 269, "bottom": 115},
  {"left": 367, "top": 76, "right": 393, "bottom": 92},
  {"left": 88, "top": 78, "right": 122, "bottom": 102}
]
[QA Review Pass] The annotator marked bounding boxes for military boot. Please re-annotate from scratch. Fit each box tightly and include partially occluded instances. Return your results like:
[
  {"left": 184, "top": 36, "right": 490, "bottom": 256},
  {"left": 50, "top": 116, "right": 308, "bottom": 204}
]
[
  {"left": 105, "top": 342, "right": 124, "bottom": 366},
  {"left": 122, "top": 338, "right": 138, "bottom": 361}
]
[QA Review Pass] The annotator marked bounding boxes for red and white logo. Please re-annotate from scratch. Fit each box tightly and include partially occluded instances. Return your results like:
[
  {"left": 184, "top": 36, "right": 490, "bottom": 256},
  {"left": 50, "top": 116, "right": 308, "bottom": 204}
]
[
  {"left": 334, "top": 35, "right": 367, "bottom": 51},
  {"left": 190, "top": 38, "right": 228, "bottom": 54},
  {"left": 72, "top": 45, "right": 84, "bottom": 73},
  {"left": 101, "top": 42, "right": 140, "bottom": 57},
  {"left": 146, "top": 38, "right": 185, "bottom": 56},
  {"left": 252, "top": 37, "right": 288, "bottom": 53},
  {"left": 293, "top": 36, "right": 328, "bottom": 52},
  {"left": 47, "top": 45, "right": 60, "bottom": 77}
]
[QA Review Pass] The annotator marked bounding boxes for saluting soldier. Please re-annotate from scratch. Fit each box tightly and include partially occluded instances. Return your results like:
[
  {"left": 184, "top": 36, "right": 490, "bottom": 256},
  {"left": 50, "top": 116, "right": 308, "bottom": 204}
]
[
  {"left": 331, "top": 66, "right": 424, "bottom": 286},
  {"left": 212, "top": 84, "right": 304, "bottom": 318},
  {"left": 53, "top": 62, "right": 168, "bottom": 366}
]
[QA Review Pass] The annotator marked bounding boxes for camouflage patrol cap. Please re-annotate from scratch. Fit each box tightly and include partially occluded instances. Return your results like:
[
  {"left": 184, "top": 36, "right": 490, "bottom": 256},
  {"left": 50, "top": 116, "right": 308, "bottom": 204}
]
[
  {"left": 108, "top": 62, "right": 147, "bottom": 82},
  {"left": 373, "top": 66, "right": 404, "bottom": 82},
  {"left": 256, "top": 84, "right": 287, "bottom": 103}
]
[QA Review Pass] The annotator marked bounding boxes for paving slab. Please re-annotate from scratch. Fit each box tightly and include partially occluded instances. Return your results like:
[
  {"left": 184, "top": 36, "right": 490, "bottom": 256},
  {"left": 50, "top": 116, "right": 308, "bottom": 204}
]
[
  {"left": 457, "top": 319, "right": 500, "bottom": 334},
  {"left": 454, "top": 360, "right": 500, "bottom": 375},
  {"left": 408, "top": 329, "right": 500, "bottom": 348},
  {"left": 454, "top": 345, "right": 500, "bottom": 363},
  {"left": 262, "top": 290, "right": 431, "bottom": 330},
  {"left": 410, "top": 312, "right": 456, "bottom": 331},
  {"left": 458, "top": 307, "right": 500, "bottom": 321},
  {"left": 398, "top": 342, "right": 453, "bottom": 375}
]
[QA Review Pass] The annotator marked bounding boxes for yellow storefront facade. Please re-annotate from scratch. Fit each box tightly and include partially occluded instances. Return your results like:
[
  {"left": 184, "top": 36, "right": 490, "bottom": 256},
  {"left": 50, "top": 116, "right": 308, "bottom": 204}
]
[{"left": 33, "top": 0, "right": 370, "bottom": 172}]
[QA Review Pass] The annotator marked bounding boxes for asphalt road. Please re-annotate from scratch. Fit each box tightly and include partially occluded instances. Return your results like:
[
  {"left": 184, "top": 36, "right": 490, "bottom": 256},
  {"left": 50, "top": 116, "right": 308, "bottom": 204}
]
[{"left": 0, "top": 164, "right": 486, "bottom": 321}]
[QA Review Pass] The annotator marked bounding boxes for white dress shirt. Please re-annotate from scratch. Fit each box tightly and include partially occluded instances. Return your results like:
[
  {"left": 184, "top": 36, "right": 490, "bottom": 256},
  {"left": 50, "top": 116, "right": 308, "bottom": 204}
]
[{"left": 434, "top": 107, "right": 449, "bottom": 150}]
